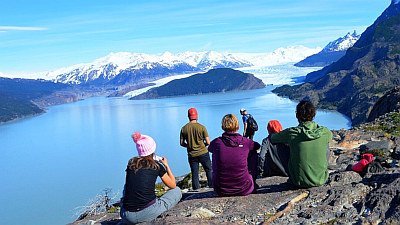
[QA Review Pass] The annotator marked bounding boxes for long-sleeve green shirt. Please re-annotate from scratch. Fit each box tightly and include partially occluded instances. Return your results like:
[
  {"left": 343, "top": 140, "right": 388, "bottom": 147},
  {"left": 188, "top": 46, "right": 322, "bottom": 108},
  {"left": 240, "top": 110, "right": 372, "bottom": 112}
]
[{"left": 271, "top": 121, "right": 332, "bottom": 188}]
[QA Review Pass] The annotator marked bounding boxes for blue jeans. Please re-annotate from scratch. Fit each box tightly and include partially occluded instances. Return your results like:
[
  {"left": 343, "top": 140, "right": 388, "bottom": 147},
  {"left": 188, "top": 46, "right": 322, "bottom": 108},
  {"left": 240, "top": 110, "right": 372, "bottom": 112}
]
[
  {"left": 188, "top": 152, "right": 213, "bottom": 189},
  {"left": 120, "top": 187, "right": 182, "bottom": 224}
]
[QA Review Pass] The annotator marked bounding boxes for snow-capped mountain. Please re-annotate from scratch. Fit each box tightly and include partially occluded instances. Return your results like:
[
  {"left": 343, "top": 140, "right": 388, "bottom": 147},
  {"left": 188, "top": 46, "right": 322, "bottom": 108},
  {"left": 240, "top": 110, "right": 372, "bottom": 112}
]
[
  {"left": 294, "top": 31, "right": 360, "bottom": 67},
  {"left": 45, "top": 46, "right": 320, "bottom": 85},
  {"left": 322, "top": 31, "right": 360, "bottom": 52}
]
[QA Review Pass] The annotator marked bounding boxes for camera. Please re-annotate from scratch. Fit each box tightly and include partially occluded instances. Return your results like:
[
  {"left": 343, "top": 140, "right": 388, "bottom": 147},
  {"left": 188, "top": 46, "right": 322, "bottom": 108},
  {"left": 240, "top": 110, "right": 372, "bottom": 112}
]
[{"left": 153, "top": 155, "right": 163, "bottom": 161}]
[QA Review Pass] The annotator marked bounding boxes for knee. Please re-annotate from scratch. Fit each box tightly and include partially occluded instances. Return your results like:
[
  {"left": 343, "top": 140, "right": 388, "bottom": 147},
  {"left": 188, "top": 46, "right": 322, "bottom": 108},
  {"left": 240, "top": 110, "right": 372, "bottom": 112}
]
[{"left": 172, "top": 187, "right": 182, "bottom": 199}]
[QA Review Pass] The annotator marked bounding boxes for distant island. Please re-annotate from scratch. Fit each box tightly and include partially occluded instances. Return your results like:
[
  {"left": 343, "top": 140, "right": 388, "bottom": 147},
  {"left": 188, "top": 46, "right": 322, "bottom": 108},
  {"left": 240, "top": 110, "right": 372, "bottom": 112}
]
[{"left": 130, "top": 68, "right": 266, "bottom": 100}]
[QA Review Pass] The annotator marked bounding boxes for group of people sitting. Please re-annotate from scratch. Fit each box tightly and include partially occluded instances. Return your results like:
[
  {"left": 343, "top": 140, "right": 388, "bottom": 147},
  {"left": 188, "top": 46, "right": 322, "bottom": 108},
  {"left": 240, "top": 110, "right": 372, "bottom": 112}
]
[{"left": 119, "top": 100, "right": 333, "bottom": 224}]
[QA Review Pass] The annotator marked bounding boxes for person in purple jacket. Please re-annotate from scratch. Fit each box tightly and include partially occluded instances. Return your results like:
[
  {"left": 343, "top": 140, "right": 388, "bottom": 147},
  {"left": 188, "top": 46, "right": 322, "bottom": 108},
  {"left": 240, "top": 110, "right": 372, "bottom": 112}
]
[{"left": 208, "top": 113, "right": 261, "bottom": 196}]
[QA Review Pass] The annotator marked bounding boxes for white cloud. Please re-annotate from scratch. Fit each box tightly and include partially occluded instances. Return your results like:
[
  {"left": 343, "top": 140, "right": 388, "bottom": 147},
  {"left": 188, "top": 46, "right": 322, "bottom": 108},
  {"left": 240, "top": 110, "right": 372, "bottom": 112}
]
[{"left": 0, "top": 26, "right": 48, "bottom": 32}]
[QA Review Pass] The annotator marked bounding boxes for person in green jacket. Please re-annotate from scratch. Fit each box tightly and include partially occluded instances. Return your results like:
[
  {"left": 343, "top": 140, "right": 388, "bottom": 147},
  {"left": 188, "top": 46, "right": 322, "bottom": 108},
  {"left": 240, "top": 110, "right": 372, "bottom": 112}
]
[{"left": 271, "top": 100, "right": 332, "bottom": 188}]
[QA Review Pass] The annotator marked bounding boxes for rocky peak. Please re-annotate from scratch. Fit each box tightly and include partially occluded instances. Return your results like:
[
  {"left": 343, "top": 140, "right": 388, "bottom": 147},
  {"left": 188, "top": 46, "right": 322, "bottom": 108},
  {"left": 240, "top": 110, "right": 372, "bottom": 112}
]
[
  {"left": 322, "top": 30, "right": 360, "bottom": 52},
  {"left": 368, "top": 86, "right": 400, "bottom": 122}
]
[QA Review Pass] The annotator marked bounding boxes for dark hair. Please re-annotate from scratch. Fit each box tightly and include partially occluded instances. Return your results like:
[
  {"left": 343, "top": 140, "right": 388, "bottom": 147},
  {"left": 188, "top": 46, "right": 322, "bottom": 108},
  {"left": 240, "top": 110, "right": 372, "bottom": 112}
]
[
  {"left": 296, "top": 100, "right": 316, "bottom": 122},
  {"left": 128, "top": 153, "right": 160, "bottom": 172}
]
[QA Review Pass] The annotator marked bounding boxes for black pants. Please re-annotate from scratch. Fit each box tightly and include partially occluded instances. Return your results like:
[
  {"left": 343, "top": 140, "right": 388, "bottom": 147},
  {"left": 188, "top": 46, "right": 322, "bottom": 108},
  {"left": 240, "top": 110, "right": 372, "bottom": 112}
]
[{"left": 188, "top": 152, "right": 213, "bottom": 189}]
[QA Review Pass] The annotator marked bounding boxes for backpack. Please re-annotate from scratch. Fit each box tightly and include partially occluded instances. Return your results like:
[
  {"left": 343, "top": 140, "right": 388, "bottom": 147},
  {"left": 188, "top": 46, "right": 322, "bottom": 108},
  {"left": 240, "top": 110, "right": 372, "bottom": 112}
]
[{"left": 247, "top": 115, "right": 258, "bottom": 131}]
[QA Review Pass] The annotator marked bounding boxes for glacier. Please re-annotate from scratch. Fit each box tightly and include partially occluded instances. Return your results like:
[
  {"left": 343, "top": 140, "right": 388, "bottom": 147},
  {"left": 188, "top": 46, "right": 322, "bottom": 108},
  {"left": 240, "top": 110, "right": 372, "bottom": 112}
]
[
  {"left": 124, "top": 63, "right": 322, "bottom": 98},
  {"left": 43, "top": 45, "right": 321, "bottom": 85}
]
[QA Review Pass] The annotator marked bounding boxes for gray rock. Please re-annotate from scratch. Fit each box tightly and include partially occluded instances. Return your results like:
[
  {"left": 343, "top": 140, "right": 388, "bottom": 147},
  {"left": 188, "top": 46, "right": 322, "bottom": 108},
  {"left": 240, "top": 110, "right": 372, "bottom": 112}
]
[
  {"left": 361, "top": 174, "right": 400, "bottom": 223},
  {"left": 71, "top": 121, "right": 400, "bottom": 225},
  {"left": 190, "top": 207, "right": 216, "bottom": 219},
  {"left": 392, "top": 146, "right": 400, "bottom": 160},
  {"left": 360, "top": 140, "right": 392, "bottom": 153}
]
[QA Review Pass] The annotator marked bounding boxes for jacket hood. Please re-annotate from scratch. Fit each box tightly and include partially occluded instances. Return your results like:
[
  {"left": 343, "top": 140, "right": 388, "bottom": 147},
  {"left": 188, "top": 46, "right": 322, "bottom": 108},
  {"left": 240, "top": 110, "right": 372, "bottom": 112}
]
[
  {"left": 298, "top": 121, "right": 327, "bottom": 140},
  {"left": 221, "top": 132, "right": 245, "bottom": 147}
]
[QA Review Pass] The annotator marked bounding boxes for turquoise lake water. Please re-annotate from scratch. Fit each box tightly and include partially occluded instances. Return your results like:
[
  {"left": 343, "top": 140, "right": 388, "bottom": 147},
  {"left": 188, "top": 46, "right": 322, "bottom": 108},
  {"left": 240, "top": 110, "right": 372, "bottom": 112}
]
[{"left": 0, "top": 86, "right": 351, "bottom": 225}]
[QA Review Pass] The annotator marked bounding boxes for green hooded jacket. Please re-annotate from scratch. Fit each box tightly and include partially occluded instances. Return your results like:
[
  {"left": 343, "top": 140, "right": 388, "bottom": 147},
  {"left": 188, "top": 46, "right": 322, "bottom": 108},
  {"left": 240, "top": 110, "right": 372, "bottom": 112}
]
[{"left": 271, "top": 121, "right": 332, "bottom": 188}]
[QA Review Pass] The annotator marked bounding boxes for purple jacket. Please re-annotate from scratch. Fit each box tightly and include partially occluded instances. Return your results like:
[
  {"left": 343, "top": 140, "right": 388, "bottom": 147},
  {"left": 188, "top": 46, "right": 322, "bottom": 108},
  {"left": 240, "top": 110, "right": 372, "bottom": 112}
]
[{"left": 209, "top": 132, "right": 258, "bottom": 196}]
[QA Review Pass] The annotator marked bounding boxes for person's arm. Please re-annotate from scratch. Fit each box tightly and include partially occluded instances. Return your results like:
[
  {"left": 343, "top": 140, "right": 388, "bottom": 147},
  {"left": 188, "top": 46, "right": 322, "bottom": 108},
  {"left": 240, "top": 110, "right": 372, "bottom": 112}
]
[
  {"left": 160, "top": 157, "right": 177, "bottom": 189},
  {"left": 179, "top": 130, "right": 188, "bottom": 147},
  {"left": 242, "top": 116, "right": 248, "bottom": 136},
  {"left": 243, "top": 123, "right": 248, "bottom": 136},
  {"left": 327, "top": 128, "right": 333, "bottom": 142},
  {"left": 180, "top": 137, "right": 187, "bottom": 147},
  {"left": 205, "top": 136, "right": 210, "bottom": 146},
  {"left": 259, "top": 138, "right": 269, "bottom": 161},
  {"left": 208, "top": 139, "right": 216, "bottom": 153},
  {"left": 203, "top": 127, "right": 210, "bottom": 146},
  {"left": 253, "top": 141, "right": 261, "bottom": 151},
  {"left": 270, "top": 128, "right": 291, "bottom": 144}
]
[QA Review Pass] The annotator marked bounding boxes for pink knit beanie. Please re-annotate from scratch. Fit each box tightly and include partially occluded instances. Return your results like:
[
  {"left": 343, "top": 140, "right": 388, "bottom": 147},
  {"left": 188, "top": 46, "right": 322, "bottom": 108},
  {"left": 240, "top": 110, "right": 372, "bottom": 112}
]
[{"left": 131, "top": 132, "right": 156, "bottom": 157}]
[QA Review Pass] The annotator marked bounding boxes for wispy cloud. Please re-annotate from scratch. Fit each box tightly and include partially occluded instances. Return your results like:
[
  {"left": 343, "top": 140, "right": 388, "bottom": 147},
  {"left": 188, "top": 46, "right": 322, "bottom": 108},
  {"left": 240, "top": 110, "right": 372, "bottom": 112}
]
[{"left": 0, "top": 26, "right": 48, "bottom": 32}]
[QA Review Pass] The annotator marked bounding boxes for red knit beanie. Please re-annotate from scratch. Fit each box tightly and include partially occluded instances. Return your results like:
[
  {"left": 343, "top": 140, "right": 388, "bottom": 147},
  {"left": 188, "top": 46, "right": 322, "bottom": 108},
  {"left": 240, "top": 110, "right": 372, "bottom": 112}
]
[{"left": 267, "top": 120, "right": 283, "bottom": 134}]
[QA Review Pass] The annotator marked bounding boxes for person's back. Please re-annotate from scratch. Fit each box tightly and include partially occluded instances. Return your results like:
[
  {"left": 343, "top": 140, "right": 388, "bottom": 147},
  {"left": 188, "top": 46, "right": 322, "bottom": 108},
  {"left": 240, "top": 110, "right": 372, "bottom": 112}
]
[
  {"left": 121, "top": 132, "right": 181, "bottom": 224},
  {"left": 180, "top": 122, "right": 208, "bottom": 157},
  {"left": 210, "top": 133, "right": 256, "bottom": 196},
  {"left": 259, "top": 120, "right": 290, "bottom": 177},
  {"left": 271, "top": 100, "right": 332, "bottom": 188},
  {"left": 209, "top": 114, "right": 260, "bottom": 196},
  {"left": 261, "top": 137, "right": 290, "bottom": 177},
  {"left": 240, "top": 108, "right": 256, "bottom": 140},
  {"left": 123, "top": 159, "right": 165, "bottom": 211},
  {"left": 180, "top": 108, "right": 213, "bottom": 190}
]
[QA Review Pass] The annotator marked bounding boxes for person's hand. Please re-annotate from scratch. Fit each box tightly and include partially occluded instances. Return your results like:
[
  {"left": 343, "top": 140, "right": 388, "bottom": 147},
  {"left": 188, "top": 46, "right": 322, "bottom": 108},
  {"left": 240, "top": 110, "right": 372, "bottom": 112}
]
[{"left": 161, "top": 157, "right": 169, "bottom": 167}]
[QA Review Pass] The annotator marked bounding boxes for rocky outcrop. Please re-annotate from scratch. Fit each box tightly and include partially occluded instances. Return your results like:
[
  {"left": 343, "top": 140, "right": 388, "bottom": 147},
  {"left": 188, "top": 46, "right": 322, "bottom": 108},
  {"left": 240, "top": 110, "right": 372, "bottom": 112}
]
[
  {"left": 70, "top": 114, "right": 400, "bottom": 225},
  {"left": 71, "top": 172, "right": 400, "bottom": 225},
  {"left": 368, "top": 86, "right": 400, "bottom": 122}
]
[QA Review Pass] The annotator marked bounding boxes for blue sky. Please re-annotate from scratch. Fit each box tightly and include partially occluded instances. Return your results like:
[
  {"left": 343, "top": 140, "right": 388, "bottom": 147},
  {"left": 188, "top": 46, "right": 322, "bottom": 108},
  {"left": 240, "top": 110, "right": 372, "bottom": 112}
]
[{"left": 0, "top": 0, "right": 391, "bottom": 76}]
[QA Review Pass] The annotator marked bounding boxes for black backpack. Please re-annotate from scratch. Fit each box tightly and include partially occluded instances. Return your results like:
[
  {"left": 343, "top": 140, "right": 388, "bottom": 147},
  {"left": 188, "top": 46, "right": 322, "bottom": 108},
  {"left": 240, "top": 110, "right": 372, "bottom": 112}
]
[{"left": 247, "top": 115, "right": 258, "bottom": 131}]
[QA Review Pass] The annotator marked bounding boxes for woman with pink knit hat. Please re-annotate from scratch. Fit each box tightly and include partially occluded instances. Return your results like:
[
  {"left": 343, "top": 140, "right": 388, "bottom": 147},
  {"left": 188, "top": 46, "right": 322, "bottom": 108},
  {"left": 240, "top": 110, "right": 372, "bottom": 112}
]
[
  {"left": 120, "top": 132, "right": 182, "bottom": 224},
  {"left": 259, "top": 120, "right": 290, "bottom": 177}
]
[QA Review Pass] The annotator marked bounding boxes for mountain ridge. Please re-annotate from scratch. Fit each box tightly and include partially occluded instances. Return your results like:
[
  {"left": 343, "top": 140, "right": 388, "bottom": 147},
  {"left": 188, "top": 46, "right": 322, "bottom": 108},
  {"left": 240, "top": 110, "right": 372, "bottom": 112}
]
[
  {"left": 273, "top": 1, "right": 400, "bottom": 125},
  {"left": 42, "top": 46, "right": 320, "bottom": 86},
  {"left": 0, "top": 77, "right": 70, "bottom": 123},
  {"left": 295, "top": 31, "right": 360, "bottom": 67}
]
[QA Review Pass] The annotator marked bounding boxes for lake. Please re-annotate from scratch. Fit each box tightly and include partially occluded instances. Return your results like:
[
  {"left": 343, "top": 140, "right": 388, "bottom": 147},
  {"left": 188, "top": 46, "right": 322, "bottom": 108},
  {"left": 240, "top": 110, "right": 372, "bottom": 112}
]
[{"left": 0, "top": 86, "right": 350, "bottom": 225}]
